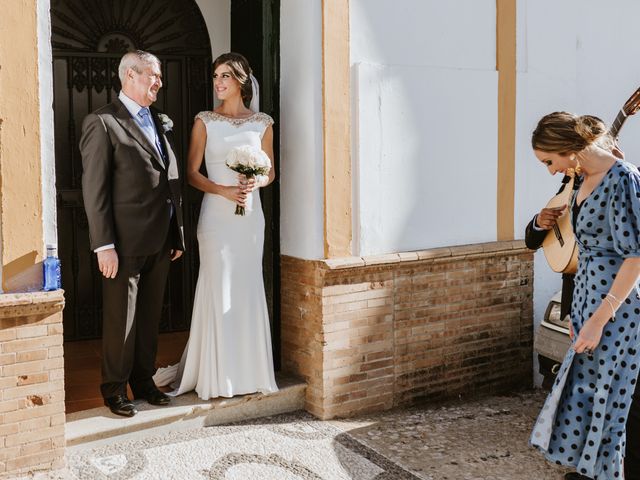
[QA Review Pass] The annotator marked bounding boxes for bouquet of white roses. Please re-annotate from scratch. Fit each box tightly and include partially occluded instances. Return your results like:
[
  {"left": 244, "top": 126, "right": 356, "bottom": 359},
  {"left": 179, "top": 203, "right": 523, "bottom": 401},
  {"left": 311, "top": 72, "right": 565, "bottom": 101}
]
[{"left": 225, "top": 145, "right": 272, "bottom": 215}]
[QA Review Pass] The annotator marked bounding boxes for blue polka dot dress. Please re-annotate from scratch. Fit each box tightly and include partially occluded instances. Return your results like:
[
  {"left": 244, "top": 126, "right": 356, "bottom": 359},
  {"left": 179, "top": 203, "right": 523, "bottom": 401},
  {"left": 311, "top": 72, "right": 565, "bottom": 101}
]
[{"left": 531, "top": 161, "right": 640, "bottom": 479}]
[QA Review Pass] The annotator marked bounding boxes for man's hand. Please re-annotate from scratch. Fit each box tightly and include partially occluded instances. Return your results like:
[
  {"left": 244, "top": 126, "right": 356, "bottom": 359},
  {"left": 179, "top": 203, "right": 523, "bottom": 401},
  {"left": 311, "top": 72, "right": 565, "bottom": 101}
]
[
  {"left": 97, "top": 248, "right": 118, "bottom": 279},
  {"left": 535, "top": 205, "right": 566, "bottom": 230},
  {"left": 170, "top": 249, "right": 183, "bottom": 261}
]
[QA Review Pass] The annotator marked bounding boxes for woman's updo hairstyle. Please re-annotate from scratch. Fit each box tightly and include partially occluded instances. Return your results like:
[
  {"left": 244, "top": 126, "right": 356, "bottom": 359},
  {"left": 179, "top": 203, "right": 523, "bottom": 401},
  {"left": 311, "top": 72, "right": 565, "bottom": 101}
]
[
  {"left": 531, "top": 111, "right": 613, "bottom": 155},
  {"left": 212, "top": 52, "right": 253, "bottom": 108}
]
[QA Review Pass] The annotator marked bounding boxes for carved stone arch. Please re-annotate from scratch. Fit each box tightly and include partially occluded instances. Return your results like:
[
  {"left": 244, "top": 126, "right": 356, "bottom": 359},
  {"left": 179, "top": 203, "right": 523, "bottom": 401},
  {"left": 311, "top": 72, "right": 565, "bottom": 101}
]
[{"left": 51, "top": 0, "right": 211, "bottom": 55}]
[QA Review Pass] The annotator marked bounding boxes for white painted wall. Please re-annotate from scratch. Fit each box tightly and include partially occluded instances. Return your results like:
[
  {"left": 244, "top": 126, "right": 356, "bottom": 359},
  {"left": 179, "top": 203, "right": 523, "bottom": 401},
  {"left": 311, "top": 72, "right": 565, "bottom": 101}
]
[
  {"left": 351, "top": 0, "right": 498, "bottom": 256},
  {"left": 279, "top": 0, "right": 325, "bottom": 259},
  {"left": 515, "top": 0, "right": 640, "bottom": 366},
  {"left": 195, "top": 0, "right": 230, "bottom": 60},
  {"left": 351, "top": 0, "right": 495, "bottom": 70},
  {"left": 37, "top": 0, "right": 57, "bottom": 253},
  {"left": 349, "top": 0, "right": 640, "bottom": 384},
  {"left": 354, "top": 62, "right": 497, "bottom": 254}
]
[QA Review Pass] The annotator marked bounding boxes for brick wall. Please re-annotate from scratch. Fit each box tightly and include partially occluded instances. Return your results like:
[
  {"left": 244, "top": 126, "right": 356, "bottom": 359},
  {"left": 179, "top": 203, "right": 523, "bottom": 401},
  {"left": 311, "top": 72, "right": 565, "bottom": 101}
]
[
  {"left": 0, "top": 291, "right": 66, "bottom": 477},
  {"left": 281, "top": 241, "right": 533, "bottom": 419}
]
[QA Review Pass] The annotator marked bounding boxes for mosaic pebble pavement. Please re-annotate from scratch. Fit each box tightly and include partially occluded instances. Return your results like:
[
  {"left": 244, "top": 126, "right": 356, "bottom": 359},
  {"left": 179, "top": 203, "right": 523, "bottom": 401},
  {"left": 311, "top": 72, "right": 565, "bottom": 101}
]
[{"left": 15, "top": 390, "right": 568, "bottom": 480}]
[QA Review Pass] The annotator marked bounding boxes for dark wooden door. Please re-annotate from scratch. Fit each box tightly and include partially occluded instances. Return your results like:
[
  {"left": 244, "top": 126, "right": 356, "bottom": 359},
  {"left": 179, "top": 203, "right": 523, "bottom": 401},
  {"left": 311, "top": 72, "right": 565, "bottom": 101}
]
[
  {"left": 51, "top": 0, "right": 212, "bottom": 340},
  {"left": 231, "top": 0, "right": 281, "bottom": 368}
]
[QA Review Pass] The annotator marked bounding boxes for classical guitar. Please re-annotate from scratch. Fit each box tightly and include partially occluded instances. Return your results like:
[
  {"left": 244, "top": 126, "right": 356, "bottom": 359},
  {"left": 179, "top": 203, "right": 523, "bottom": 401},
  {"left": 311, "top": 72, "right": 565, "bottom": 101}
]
[{"left": 542, "top": 86, "right": 640, "bottom": 274}]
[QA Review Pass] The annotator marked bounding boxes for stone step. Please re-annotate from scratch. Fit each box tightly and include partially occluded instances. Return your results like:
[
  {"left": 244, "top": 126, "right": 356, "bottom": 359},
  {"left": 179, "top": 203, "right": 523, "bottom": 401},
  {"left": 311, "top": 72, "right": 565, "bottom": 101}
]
[{"left": 65, "top": 374, "right": 306, "bottom": 449}]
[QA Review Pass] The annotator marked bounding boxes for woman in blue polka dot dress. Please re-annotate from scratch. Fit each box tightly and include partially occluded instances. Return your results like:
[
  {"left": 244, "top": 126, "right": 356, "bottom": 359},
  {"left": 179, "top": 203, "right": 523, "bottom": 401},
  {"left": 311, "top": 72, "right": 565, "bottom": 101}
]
[{"left": 530, "top": 112, "right": 640, "bottom": 479}]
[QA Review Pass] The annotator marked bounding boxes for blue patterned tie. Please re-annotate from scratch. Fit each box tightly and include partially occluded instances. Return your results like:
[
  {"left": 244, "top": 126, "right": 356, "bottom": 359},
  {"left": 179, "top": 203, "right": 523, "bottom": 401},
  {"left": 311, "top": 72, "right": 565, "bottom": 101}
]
[
  {"left": 138, "top": 108, "right": 165, "bottom": 161},
  {"left": 138, "top": 107, "right": 153, "bottom": 127},
  {"left": 139, "top": 108, "right": 172, "bottom": 218}
]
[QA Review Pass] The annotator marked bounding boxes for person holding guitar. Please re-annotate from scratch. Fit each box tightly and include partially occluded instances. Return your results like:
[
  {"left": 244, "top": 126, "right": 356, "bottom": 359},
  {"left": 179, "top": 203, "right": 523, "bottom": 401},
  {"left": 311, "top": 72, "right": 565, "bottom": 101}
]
[
  {"left": 528, "top": 112, "right": 640, "bottom": 480},
  {"left": 530, "top": 88, "right": 640, "bottom": 290}
]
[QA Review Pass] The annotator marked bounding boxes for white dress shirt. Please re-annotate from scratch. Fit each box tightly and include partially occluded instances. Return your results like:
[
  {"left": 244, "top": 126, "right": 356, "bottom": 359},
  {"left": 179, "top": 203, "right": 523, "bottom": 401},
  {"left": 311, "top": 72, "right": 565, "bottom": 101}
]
[{"left": 118, "top": 92, "right": 164, "bottom": 158}]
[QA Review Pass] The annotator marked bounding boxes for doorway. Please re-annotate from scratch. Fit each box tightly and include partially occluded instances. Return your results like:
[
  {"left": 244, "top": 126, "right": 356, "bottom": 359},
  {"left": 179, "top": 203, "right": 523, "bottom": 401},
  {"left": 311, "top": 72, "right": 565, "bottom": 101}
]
[
  {"left": 231, "top": 0, "right": 281, "bottom": 368},
  {"left": 50, "top": 0, "right": 281, "bottom": 410},
  {"left": 51, "top": 0, "right": 212, "bottom": 340}
]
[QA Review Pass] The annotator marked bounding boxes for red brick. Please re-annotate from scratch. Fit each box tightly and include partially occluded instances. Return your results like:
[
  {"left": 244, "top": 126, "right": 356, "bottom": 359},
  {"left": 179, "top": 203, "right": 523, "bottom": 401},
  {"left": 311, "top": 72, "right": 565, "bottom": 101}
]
[
  {"left": 15, "top": 349, "right": 47, "bottom": 363},
  {"left": 281, "top": 243, "right": 533, "bottom": 420}
]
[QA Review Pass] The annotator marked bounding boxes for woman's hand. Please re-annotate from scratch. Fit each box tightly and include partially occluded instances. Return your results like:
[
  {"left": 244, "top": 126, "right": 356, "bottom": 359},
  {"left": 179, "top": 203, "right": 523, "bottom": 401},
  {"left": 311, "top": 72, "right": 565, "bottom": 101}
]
[
  {"left": 239, "top": 174, "right": 259, "bottom": 193},
  {"left": 573, "top": 312, "right": 607, "bottom": 354},
  {"left": 220, "top": 185, "right": 247, "bottom": 207},
  {"left": 568, "top": 320, "right": 574, "bottom": 341}
]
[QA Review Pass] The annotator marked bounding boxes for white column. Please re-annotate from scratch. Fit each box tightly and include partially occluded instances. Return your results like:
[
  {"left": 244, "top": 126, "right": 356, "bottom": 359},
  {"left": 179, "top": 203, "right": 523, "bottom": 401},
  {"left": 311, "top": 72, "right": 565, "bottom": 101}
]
[
  {"left": 38, "top": 0, "right": 57, "bottom": 251},
  {"left": 279, "top": 0, "right": 325, "bottom": 259}
]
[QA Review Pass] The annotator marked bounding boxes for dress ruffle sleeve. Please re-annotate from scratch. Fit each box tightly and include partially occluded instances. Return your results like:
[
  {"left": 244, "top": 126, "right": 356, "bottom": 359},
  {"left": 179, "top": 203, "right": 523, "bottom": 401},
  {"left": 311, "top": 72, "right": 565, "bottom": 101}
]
[{"left": 609, "top": 164, "right": 640, "bottom": 258}]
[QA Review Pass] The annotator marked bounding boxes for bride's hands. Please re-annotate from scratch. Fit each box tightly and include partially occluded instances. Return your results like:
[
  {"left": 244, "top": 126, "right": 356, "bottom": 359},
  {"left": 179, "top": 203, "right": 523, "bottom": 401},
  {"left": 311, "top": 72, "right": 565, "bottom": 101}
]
[
  {"left": 239, "top": 174, "right": 259, "bottom": 193},
  {"left": 220, "top": 185, "right": 247, "bottom": 207},
  {"left": 218, "top": 175, "right": 261, "bottom": 206}
]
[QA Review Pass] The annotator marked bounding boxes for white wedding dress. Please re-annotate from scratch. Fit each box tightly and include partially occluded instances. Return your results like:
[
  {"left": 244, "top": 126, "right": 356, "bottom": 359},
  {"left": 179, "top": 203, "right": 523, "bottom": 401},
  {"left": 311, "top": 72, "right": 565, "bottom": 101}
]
[{"left": 153, "top": 111, "right": 278, "bottom": 399}]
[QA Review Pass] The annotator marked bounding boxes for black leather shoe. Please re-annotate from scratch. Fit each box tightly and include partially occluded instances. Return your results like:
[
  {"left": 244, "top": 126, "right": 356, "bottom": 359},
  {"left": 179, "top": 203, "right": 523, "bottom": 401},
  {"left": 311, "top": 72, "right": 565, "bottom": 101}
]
[
  {"left": 104, "top": 394, "right": 138, "bottom": 417},
  {"left": 135, "top": 388, "right": 170, "bottom": 406},
  {"left": 565, "top": 473, "right": 592, "bottom": 480}
]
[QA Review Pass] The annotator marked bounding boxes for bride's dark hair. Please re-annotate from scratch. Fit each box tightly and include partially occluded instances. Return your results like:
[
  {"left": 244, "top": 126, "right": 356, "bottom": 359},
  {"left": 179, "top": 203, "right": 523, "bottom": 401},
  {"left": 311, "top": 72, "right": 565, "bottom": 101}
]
[{"left": 212, "top": 52, "right": 253, "bottom": 107}]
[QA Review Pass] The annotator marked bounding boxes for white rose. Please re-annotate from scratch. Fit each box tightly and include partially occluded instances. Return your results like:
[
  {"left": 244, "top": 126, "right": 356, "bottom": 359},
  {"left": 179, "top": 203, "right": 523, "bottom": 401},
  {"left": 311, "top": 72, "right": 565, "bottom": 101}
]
[{"left": 158, "top": 113, "right": 173, "bottom": 132}]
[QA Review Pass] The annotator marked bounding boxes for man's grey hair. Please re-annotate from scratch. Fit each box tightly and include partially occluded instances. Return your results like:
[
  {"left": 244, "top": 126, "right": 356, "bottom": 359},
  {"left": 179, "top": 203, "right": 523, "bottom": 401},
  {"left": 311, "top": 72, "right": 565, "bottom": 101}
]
[{"left": 118, "top": 50, "right": 161, "bottom": 83}]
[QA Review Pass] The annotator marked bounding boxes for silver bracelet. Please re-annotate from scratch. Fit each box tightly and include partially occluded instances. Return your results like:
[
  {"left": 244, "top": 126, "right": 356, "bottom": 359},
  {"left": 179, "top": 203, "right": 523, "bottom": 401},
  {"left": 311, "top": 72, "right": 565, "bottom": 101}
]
[
  {"left": 605, "top": 292, "right": 623, "bottom": 306},
  {"left": 602, "top": 296, "right": 617, "bottom": 322}
]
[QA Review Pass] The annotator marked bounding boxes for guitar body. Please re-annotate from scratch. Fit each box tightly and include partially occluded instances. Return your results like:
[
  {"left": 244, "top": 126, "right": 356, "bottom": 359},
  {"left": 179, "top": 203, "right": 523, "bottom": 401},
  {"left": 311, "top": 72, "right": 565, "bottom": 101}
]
[{"left": 542, "top": 176, "right": 578, "bottom": 274}]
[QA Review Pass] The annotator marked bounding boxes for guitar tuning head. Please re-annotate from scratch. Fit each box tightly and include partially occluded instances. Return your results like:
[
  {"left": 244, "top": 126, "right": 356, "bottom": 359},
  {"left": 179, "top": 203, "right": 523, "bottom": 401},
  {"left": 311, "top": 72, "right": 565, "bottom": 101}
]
[{"left": 623, "top": 86, "right": 640, "bottom": 115}]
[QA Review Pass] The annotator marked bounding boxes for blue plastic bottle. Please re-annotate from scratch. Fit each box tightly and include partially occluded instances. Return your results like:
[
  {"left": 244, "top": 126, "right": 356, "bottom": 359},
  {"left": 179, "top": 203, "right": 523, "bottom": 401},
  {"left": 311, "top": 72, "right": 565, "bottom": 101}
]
[{"left": 43, "top": 244, "right": 61, "bottom": 291}]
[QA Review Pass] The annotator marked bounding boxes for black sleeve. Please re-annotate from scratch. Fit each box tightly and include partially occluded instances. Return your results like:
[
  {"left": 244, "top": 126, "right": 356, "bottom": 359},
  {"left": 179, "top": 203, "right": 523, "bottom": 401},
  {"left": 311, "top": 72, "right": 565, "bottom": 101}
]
[
  {"left": 525, "top": 217, "right": 547, "bottom": 250},
  {"left": 524, "top": 175, "right": 571, "bottom": 250}
]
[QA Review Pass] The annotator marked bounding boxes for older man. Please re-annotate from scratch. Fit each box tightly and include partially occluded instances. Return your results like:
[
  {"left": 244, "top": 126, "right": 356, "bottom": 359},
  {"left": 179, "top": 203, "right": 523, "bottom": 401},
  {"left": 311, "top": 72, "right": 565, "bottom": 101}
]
[{"left": 80, "top": 50, "right": 184, "bottom": 417}]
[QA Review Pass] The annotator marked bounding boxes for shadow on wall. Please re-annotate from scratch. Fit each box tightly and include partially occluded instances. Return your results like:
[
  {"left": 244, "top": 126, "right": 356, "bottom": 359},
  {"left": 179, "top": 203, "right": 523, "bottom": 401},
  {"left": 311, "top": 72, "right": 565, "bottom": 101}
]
[
  {"left": 2, "top": 251, "right": 42, "bottom": 293},
  {"left": 352, "top": 8, "right": 499, "bottom": 256},
  {"left": 353, "top": 61, "right": 425, "bottom": 255}
]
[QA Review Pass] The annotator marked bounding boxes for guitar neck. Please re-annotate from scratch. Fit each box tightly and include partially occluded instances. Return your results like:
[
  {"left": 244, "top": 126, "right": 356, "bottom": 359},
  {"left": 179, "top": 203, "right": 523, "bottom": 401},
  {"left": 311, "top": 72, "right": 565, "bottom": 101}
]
[{"left": 610, "top": 110, "right": 628, "bottom": 139}]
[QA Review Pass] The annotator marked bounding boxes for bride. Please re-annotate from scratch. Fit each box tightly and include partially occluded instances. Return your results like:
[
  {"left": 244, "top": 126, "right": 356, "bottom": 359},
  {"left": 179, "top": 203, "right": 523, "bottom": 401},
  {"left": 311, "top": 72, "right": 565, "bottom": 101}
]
[{"left": 154, "top": 52, "right": 278, "bottom": 399}]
